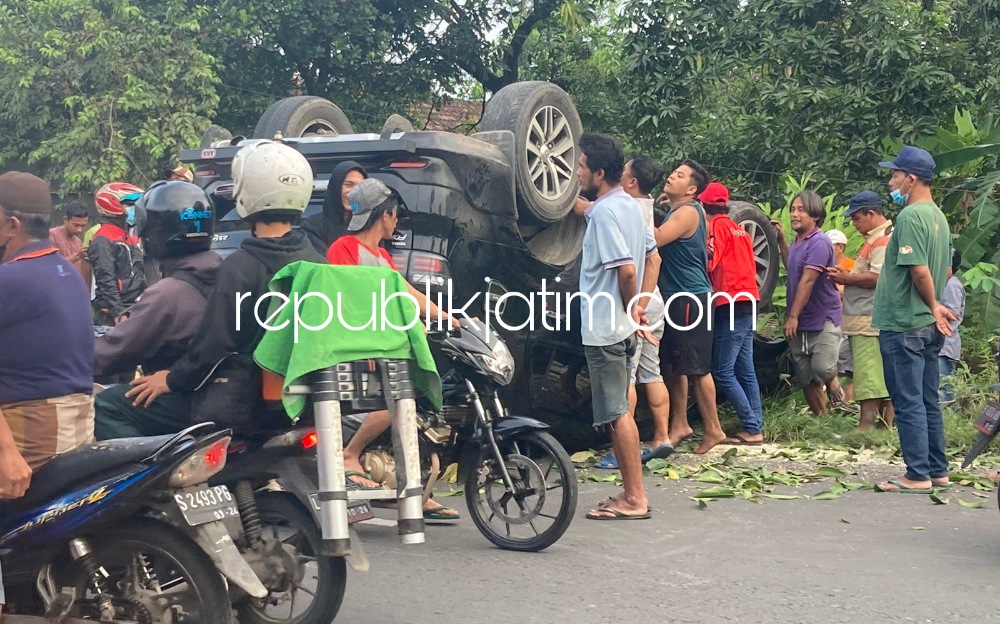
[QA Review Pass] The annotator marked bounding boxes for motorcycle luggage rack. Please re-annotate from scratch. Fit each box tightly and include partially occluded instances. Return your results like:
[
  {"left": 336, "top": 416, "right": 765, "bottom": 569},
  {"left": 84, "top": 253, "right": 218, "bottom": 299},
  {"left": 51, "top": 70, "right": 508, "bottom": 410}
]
[{"left": 286, "top": 358, "right": 425, "bottom": 556}]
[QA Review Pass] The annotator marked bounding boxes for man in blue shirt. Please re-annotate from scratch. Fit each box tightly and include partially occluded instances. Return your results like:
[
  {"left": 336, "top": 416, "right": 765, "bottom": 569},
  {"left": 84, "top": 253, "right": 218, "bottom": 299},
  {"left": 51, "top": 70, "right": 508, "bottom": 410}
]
[
  {"left": 0, "top": 171, "right": 95, "bottom": 613},
  {"left": 575, "top": 134, "right": 660, "bottom": 521}
]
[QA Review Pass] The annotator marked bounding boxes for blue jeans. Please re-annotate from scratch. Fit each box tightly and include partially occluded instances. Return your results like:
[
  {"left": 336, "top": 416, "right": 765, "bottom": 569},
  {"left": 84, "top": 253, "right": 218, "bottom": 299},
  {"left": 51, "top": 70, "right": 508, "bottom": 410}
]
[
  {"left": 879, "top": 325, "right": 947, "bottom": 482},
  {"left": 712, "top": 309, "right": 763, "bottom": 435},
  {"left": 938, "top": 357, "right": 957, "bottom": 403}
]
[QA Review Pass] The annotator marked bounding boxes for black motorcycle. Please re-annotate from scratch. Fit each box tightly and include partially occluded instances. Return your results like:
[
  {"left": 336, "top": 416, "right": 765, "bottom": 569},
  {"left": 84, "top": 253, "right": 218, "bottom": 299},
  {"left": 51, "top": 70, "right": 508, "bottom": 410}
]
[
  {"left": 347, "top": 318, "right": 578, "bottom": 552},
  {"left": 961, "top": 400, "right": 1000, "bottom": 513}
]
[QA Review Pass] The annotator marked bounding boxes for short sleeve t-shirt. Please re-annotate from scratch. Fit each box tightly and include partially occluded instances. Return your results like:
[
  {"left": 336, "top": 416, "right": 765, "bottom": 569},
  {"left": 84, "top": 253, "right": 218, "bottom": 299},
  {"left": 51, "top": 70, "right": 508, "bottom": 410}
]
[
  {"left": 786, "top": 228, "right": 842, "bottom": 331},
  {"left": 872, "top": 201, "right": 950, "bottom": 333},
  {"left": 326, "top": 236, "right": 397, "bottom": 270},
  {"left": 579, "top": 188, "right": 656, "bottom": 347},
  {"left": 842, "top": 219, "right": 892, "bottom": 336}
]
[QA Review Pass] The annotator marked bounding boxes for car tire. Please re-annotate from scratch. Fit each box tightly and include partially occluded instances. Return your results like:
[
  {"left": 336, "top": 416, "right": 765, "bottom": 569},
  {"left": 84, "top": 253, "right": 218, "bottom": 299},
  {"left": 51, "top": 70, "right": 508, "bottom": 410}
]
[
  {"left": 253, "top": 96, "right": 354, "bottom": 139},
  {"left": 480, "top": 82, "right": 582, "bottom": 225},
  {"left": 729, "top": 201, "right": 780, "bottom": 305},
  {"left": 200, "top": 124, "right": 233, "bottom": 149},
  {"left": 380, "top": 113, "right": 414, "bottom": 138}
]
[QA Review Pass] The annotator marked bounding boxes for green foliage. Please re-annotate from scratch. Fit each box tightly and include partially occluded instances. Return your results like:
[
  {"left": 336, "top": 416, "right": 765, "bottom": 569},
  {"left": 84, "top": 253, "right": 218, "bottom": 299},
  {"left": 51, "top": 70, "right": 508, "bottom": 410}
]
[{"left": 0, "top": 0, "right": 219, "bottom": 194}]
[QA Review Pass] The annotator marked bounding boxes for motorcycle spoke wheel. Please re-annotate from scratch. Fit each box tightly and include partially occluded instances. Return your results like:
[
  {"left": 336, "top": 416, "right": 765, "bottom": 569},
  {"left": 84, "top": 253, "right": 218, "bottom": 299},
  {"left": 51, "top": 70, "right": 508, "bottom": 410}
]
[
  {"left": 238, "top": 494, "right": 347, "bottom": 624},
  {"left": 466, "top": 430, "right": 577, "bottom": 551}
]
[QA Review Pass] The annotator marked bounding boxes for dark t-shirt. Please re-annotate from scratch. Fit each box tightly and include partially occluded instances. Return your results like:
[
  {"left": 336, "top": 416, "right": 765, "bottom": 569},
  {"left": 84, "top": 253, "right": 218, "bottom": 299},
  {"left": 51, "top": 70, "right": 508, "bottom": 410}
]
[
  {"left": 0, "top": 242, "right": 94, "bottom": 403},
  {"left": 786, "top": 228, "right": 842, "bottom": 332}
]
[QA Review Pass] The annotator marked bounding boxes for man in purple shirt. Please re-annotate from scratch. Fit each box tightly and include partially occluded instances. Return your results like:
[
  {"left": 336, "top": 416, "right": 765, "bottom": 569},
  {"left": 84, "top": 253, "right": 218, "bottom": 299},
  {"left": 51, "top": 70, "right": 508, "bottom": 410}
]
[{"left": 774, "top": 190, "right": 844, "bottom": 415}]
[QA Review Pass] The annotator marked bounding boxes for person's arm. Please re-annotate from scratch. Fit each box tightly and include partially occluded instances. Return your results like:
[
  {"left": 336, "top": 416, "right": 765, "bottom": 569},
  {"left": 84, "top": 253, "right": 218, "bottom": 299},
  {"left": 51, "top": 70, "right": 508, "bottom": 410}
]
[
  {"left": 909, "top": 265, "right": 956, "bottom": 335},
  {"left": 617, "top": 263, "right": 639, "bottom": 313},
  {"left": 88, "top": 237, "right": 125, "bottom": 318},
  {"left": 405, "top": 281, "right": 460, "bottom": 329},
  {"left": 892, "top": 213, "right": 956, "bottom": 335},
  {"left": 829, "top": 269, "right": 878, "bottom": 288},
  {"left": 784, "top": 269, "right": 821, "bottom": 339},
  {"left": 0, "top": 411, "right": 32, "bottom": 499},
  {"left": 93, "top": 282, "right": 179, "bottom": 376},
  {"left": 653, "top": 205, "right": 698, "bottom": 247}
]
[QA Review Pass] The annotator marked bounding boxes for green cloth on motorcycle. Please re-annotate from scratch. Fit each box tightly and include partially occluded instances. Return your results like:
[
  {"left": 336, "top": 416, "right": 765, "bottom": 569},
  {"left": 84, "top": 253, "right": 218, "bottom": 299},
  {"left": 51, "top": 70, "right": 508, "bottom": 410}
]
[{"left": 253, "top": 261, "right": 442, "bottom": 418}]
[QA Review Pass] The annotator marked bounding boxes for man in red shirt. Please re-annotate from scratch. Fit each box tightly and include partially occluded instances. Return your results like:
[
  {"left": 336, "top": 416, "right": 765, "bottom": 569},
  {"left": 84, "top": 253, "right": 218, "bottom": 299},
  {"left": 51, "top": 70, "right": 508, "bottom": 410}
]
[
  {"left": 328, "top": 177, "right": 461, "bottom": 520},
  {"left": 702, "top": 183, "right": 764, "bottom": 444},
  {"left": 48, "top": 201, "right": 90, "bottom": 274}
]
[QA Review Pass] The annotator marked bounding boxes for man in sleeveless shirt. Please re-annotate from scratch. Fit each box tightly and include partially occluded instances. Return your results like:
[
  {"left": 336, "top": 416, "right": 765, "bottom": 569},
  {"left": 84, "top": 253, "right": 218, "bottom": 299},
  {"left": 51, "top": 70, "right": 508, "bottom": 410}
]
[{"left": 653, "top": 161, "right": 728, "bottom": 454}]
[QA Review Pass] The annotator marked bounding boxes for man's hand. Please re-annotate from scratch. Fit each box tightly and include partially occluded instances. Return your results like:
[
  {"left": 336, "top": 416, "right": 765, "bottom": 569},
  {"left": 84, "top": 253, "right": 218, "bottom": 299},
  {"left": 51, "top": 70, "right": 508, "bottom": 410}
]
[
  {"left": 826, "top": 266, "right": 848, "bottom": 285},
  {"left": 115, "top": 314, "right": 128, "bottom": 325},
  {"left": 0, "top": 448, "right": 32, "bottom": 500},
  {"left": 631, "top": 304, "right": 659, "bottom": 346},
  {"left": 932, "top": 303, "right": 958, "bottom": 337},
  {"left": 783, "top": 315, "right": 799, "bottom": 341},
  {"left": 73, "top": 249, "right": 87, "bottom": 262},
  {"left": 573, "top": 196, "right": 591, "bottom": 217},
  {"left": 771, "top": 220, "right": 786, "bottom": 240},
  {"left": 126, "top": 370, "right": 172, "bottom": 408}
]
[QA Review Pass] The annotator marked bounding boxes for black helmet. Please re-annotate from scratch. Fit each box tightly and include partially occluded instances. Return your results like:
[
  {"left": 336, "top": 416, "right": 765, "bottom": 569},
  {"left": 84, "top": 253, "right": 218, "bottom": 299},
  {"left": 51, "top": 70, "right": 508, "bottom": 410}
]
[{"left": 136, "top": 181, "right": 215, "bottom": 259}]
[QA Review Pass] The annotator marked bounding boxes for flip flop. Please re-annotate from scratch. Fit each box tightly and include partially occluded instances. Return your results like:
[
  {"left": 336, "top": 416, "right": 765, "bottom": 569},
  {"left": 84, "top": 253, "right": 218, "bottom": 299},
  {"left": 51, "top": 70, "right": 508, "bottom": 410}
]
[
  {"left": 586, "top": 506, "right": 651, "bottom": 521},
  {"left": 346, "top": 470, "right": 387, "bottom": 491},
  {"left": 596, "top": 452, "right": 619, "bottom": 470},
  {"left": 424, "top": 505, "right": 461, "bottom": 521},
  {"left": 877, "top": 479, "right": 933, "bottom": 494},
  {"left": 641, "top": 444, "right": 675, "bottom": 463},
  {"left": 931, "top": 480, "right": 953, "bottom": 489},
  {"left": 722, "top": 432, "right": 763, "bottom": 446}
]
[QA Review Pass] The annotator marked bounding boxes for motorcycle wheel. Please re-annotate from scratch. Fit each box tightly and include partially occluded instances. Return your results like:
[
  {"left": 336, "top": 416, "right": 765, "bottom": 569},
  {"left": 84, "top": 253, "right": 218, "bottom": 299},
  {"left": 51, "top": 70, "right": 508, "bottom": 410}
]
[
  {"left": 78, "top": 520, "right": 235, "bottom": 623},
  {"left": 465, "top": 430, "right": 577, "bottom": 552},
  {"left": 237, "top": 494, "right": 347, "bottom": 624}
]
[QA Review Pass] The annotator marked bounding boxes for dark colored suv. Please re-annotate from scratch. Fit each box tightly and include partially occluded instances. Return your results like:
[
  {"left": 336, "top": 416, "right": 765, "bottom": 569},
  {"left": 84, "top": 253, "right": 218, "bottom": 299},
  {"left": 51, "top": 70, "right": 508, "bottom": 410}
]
[{"left": 182, "top": 83, "right": 783, "bottom": 448}]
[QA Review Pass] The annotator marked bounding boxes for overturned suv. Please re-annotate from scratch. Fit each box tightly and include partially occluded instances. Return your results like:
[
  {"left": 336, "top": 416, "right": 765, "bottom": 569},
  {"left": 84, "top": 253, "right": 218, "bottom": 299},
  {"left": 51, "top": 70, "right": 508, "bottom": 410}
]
[{"left": 181, "top": 81, "right": 783, "bottom": 449}]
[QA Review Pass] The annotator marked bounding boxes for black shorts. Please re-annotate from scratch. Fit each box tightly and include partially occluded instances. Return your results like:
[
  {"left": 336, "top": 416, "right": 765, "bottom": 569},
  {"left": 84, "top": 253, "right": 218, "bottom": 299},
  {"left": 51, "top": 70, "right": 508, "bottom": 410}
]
[{"left": 660, "top": 292, "right": 714, "bottom": 376}]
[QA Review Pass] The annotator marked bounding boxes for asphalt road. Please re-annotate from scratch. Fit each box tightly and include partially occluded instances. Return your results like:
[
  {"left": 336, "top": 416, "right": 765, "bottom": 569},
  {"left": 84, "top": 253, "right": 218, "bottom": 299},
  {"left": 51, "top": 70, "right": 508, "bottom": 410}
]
[{"left": 337, "top": 467, "right": 1000, "bottom": 624}]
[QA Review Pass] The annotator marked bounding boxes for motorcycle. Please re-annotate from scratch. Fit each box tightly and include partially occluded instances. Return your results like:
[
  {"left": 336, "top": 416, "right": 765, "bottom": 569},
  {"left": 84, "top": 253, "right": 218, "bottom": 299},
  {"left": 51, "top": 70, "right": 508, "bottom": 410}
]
[
  {"left": 960, "top": 400, "right": 1000, "bottom": 513},
  {"left": 0, "top": 423, "right": 267, "bottom": 623},
  {"left": 210, "top": 424, "right": 375, "bottom": 624},
  {"left": 347, "top": 318, "right": 578, "bottom": 552}
]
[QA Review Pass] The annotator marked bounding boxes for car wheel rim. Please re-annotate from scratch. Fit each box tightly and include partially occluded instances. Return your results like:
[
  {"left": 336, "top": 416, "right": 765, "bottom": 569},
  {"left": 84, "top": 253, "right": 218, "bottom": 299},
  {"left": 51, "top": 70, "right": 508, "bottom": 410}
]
[
  {"left": 301, "top": 119, "right": 340, "bottom": 137},
  {"left": 526, "top": 105, "right": 575, "bottom": 200},
  {"left": 741, "top": 219, "right": 771, "bottom": 291}
]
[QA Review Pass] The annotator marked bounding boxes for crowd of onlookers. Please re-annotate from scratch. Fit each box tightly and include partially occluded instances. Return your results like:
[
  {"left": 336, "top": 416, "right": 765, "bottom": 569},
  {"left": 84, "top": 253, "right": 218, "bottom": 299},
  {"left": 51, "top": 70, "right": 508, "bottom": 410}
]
[{"left": 573, "top": 138, "right": 966, "bottom": 520}]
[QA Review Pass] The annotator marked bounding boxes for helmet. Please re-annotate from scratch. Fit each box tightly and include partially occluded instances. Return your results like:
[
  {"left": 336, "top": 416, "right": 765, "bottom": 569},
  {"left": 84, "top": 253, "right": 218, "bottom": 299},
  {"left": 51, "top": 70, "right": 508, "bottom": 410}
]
[
  {"left": 135, "top": 181, "right": 215, "bottom": 259},
  {"left": 231, "top": 140, "right": 312, "bottom": 219},
  {"left": 95, "top": 182, "right": 144, "bottom": 218}
]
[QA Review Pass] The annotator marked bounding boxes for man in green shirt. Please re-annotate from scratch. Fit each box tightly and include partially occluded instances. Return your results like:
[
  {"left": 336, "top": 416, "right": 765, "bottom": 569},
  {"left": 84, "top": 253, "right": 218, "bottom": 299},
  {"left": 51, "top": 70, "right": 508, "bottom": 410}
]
[{"left": 871, "top": 146, "right": 956, "bottom": 494}]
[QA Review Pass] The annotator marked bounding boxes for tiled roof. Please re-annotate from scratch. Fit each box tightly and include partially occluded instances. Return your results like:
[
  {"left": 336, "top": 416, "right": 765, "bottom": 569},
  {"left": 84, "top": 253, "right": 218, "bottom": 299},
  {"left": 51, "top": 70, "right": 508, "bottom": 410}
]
[{"left": 410, "top": 99, "right": 484, "bottom": 134}]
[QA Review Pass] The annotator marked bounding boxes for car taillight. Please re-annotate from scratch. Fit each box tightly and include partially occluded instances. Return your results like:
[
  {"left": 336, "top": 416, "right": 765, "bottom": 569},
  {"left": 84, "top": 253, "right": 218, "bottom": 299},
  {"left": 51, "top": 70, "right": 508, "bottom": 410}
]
[
  {"left": 389, "top": 160, "right": 428, "bottom": 168},
  {"left": 194, "top": 166, "right": 215, "bottom": 177},
  {"left": 301, "top": 431, "right": 318, "bottom": 450},
  {"left": 169, "top": 437, "right": 231, "bottom": 488},
  {"left": 408, "top": 251, "right": 451, "bottom": 289}
]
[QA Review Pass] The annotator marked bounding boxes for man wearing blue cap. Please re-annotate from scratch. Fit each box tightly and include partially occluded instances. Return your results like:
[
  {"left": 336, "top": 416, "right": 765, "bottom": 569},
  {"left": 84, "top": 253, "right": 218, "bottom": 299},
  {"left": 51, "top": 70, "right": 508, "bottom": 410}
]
[
  {"left": 871, "top": 146, "right": 955, "bottom": 494},
  {"left": 828, "top": 191, "right": 894, "bottom": 432}
]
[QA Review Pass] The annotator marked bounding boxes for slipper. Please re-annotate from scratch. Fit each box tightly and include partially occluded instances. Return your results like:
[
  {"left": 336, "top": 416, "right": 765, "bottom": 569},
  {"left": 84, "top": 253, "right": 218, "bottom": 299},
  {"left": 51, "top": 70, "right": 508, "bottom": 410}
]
[
  {"left": 722, "top": 432, "right": 763, "bottom": 446},
  {"left": 596, "top": 452, "right": 619, "bottom": 470},
  {"left": 586, "top": 506, "right": 651, "bottom": 521},
  {"left": 424, "top": 505, "right": 461, "bottom": 521},
  {"left": 877, "top": 479, "right": 933, "bottom": 494},
  {"left": 346, "top": 470, "right": 388, "bottom": 491},
  {"left": 641, "top": 444, "right": 675, "bottom": 463},
  {"left": 931, "top": 480, "right": 953, "bottom": 489}
]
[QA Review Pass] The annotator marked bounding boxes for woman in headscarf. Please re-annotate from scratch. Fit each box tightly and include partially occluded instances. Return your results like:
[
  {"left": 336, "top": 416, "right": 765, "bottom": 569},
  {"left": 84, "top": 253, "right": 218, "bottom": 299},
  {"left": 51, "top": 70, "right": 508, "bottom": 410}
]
[{"left": 301, "top": 161, "right": 368, "bottom": 255}]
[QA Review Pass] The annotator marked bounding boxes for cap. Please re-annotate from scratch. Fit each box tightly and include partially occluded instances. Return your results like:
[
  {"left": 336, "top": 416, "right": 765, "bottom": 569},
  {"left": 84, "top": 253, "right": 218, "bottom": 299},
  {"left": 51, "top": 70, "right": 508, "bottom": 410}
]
[
  {"left": 0, "top": 171, "right": 53, "bottom": 215},
  {"left": 845, "top": 190, "right": 882, "bottom": 216},
  {"left": 346, "top": 178, "right": 394, "bottom": 232},
  {"left": 826, "top": 229, "right": 848, "bottom": 246},
  {"left": 168, "top": 166, "right": 194, "bottom": 183},
  {"left": 698, "top": 181, "right": 729, "bottom": 206},
  {"left": 878, "top": 146, "right": 935, "bottom": 180}
]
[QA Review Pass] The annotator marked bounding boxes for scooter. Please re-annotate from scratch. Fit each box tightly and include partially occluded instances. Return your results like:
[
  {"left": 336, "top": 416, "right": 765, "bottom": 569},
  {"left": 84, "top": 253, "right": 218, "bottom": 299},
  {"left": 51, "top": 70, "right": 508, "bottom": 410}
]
[
  {"left": 960, "top": 400, "right": 1000, "bottom": 514},
  {"left": 0, "top": 423, "right": 267, "bottom": 623}
]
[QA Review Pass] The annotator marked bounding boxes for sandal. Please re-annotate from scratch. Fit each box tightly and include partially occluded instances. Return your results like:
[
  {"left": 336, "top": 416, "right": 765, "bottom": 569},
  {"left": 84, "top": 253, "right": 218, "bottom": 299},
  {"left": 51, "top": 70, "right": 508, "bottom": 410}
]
[
  {"left": 346, "top": 470, "right": 387, "bottom": 491},
  {"left": 423, "top": 501, "right": 461, "bottom": 521}
]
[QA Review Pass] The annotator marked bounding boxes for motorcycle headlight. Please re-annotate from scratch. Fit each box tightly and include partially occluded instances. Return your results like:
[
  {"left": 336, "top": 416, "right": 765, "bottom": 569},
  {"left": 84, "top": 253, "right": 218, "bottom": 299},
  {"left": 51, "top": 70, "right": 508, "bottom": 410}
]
[{"left": 475, "top": 340, "right": 515, "bottom": 385}]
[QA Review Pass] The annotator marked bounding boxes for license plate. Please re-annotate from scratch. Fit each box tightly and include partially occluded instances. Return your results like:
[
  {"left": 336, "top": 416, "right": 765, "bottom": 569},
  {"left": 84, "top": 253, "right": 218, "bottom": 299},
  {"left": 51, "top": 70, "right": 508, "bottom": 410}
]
[
  {"left": 308, "top": 493, "right": 374, "bottom": 523},
  {"left": 974, "top": 402, "right": 1000, "bottom": 435},
  {"left": 174, "top": 485, "right": 239, "bottom": 526}
]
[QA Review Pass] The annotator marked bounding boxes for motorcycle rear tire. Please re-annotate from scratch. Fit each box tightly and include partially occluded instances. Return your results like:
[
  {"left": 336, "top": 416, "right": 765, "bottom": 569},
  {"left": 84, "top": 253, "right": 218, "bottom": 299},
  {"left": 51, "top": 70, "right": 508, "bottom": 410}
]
[
  {"left": 237, "top": 493, "right": 347, "bottom": 624},
  {"left": 465, "top": 430, "right": 577, "bottom": 552}
]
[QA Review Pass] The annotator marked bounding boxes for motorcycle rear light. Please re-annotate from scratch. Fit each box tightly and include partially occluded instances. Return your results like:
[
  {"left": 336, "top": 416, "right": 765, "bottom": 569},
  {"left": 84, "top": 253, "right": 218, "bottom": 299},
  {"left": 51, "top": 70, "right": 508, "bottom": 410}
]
[
  {"left": 169, "top": 437, "right": 231, "bottom": 488},
  {"left": 301, "top": 431, "right": 319, "bottom": 450}
]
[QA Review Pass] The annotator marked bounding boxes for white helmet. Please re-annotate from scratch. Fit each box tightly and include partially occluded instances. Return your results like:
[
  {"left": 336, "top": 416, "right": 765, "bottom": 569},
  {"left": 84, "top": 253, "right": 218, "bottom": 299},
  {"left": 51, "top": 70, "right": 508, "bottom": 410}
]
[{"left": 231, "top": 140, "right": 313, "bottom": 219}]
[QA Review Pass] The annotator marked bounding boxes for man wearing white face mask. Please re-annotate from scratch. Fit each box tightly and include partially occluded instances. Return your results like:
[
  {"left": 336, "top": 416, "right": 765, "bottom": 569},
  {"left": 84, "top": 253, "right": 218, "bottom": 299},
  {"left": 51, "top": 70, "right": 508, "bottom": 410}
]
[{"left": 872, "top": 146, "right": 956, "bottom": 494}]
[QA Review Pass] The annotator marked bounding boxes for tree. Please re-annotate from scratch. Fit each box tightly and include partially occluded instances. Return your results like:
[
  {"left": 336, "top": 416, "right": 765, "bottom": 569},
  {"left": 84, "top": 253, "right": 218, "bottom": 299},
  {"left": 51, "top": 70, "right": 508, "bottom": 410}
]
[
  {"left": 0, "top": 0, "right": 220, "bottom": 195},
  {"left": 621, "top": 0, "right": 1000, "bottom": 203}
]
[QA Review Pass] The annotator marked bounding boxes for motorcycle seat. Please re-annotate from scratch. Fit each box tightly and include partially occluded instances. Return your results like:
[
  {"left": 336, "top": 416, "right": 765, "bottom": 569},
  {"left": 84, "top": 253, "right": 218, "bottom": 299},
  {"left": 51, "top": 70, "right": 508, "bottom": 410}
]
[{"left": 11, "top": 435, "right": 176, "bottom": 511}]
